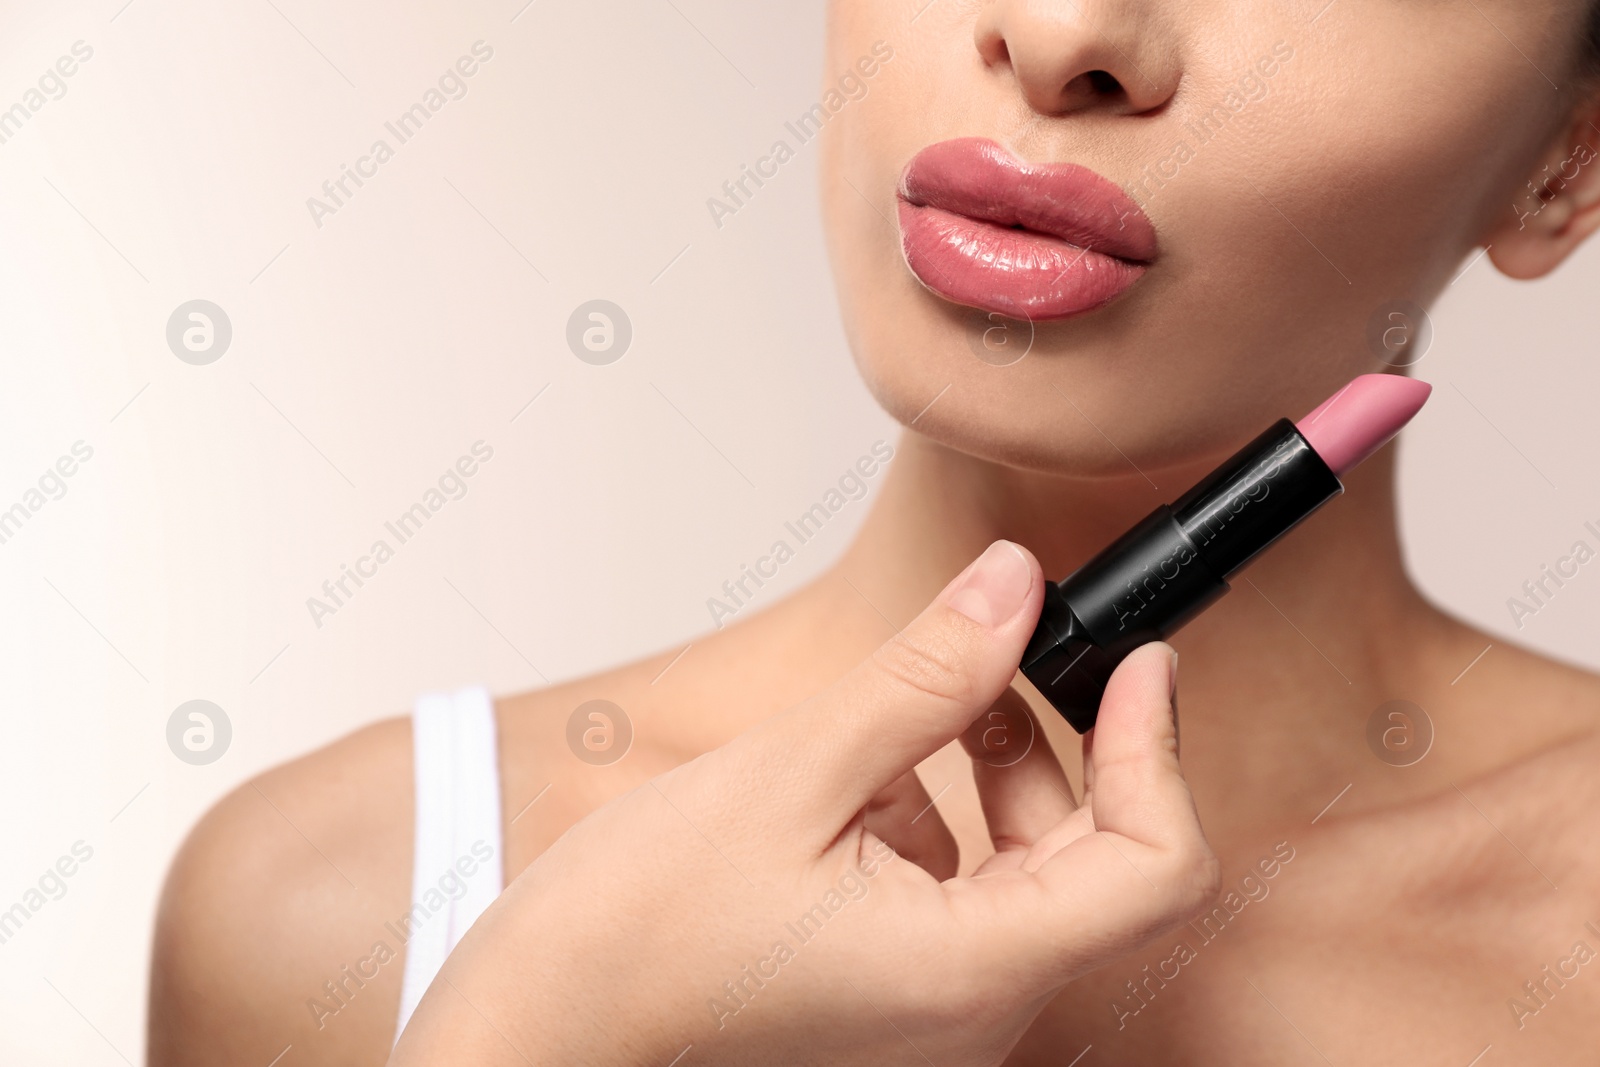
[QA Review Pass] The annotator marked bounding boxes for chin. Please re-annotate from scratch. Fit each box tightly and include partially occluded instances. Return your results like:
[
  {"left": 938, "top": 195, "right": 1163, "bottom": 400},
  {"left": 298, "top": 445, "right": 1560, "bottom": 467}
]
[{"left": 838, "top": 284, "right": 1268, "bottom": 482}]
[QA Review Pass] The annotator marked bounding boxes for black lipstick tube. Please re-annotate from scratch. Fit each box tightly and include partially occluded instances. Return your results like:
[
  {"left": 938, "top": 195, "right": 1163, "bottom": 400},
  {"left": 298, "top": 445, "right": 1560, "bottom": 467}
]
[{"left": 1020, "top": 419, "right": 1342, "bottom": 732}]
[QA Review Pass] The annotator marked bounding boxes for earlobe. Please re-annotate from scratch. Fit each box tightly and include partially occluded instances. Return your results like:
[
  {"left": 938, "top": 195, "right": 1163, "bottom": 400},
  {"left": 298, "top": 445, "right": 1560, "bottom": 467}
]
[{"left": 1486, "top": 110, "right": 1600, "bottom": 280}]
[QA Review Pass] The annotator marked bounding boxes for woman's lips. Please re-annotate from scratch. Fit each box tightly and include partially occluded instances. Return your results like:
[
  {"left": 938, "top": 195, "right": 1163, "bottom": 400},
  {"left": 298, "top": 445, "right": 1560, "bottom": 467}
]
[{"left": 896, "top": 137, "right": 1156, "bottom": 322}]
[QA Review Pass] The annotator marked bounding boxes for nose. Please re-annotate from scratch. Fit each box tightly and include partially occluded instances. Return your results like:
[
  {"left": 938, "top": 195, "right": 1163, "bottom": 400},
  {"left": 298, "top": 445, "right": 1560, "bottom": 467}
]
[{"left": 974, "top": 0, "right": 1180, "bottom": 116}]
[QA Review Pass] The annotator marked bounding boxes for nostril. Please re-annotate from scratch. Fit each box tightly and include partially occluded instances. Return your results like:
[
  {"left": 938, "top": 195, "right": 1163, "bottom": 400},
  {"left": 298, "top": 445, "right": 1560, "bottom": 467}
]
[
  {"left": 1057, "top": 68, "right": 1128, "bottom": 111},
  {"left": 1085, "top": 69, "right": 1123, "bottom": 97}
]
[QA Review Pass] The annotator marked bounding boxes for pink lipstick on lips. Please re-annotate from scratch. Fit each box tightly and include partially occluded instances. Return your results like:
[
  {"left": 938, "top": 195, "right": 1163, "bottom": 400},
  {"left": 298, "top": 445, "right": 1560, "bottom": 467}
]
[
  {"left": 1022, "top": 374, "right": 1432, "bottom": 732},
  {"left": 896, "top": 137, "right": 1156, "bottom": 321}
]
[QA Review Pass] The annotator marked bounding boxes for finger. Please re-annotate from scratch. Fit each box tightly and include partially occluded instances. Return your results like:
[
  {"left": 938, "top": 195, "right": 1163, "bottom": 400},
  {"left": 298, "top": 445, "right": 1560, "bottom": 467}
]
[
  {"left": 1017, "top": 643, "right": 1186, "bottom": 864},
  {"left": 1079, "top": 667, "right": 1178, "bottom": 808},
  {"left": 960, "top": 644, "right": 1217, "bottom": 984},
  {"left": 750, "top": 540, "right": 1043, "bottom": 827},
  {"left": 862, "top": 770, "right": 959, "bottom": 881},
  {"left": 1079, "top": 722, "right": 1098, "bottom": 807},
  {"left": 1037, "top": 644, "right": 1212, "bottom": 940},
  {"left": 960, "top": 688, "right": 1077, "bottom": 856},
  {"left": 1077, "top": 642, "right": 1200, "bottom": 852}
]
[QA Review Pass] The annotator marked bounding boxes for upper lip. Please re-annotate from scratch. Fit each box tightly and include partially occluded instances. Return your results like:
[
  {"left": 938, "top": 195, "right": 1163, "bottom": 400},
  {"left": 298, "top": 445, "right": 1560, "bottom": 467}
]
[{"left": 897, "top": 138, "right": 1157, "bottom": 264}]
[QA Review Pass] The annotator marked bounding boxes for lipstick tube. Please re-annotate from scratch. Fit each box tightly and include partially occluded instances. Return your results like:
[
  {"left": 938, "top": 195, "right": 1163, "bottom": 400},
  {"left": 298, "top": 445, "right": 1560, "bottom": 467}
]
[{"left": 1020, "top": 419, "right": 1341, "bottom": 732}]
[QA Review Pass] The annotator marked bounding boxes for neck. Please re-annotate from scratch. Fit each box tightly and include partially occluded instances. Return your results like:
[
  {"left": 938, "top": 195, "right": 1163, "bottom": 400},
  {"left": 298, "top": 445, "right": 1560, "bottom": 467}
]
[{"left": 829, "top": 427, "right": 1450, "bottom": 830}]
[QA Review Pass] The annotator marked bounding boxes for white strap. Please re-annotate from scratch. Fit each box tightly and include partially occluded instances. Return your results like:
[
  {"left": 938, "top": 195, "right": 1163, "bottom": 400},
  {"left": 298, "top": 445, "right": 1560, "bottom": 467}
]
[{"left": 394, "top": 686, "right": 505, "bottom": 1042}]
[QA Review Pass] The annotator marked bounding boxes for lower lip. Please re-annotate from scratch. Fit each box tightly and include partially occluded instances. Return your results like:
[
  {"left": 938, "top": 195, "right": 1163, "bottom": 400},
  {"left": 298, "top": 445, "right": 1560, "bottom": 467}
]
[{"left": 897, "top": 201, "right": 1147, "bottom": 321}]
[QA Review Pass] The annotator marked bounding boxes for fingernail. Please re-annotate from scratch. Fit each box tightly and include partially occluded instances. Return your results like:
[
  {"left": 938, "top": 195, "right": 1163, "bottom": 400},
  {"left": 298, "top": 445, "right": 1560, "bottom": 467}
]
[
  {"left": 947, "top": 541, "right": 1032, "bottom": 628},
  {"left": 1169, "top": 649, "right": 1180, "bottom": 755}
]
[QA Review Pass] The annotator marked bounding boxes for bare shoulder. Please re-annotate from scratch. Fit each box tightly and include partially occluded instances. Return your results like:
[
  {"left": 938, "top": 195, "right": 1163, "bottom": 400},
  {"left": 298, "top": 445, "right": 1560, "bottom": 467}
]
[
  {"left": 1395, "top": 631, "right": 1600, "bottom": 880},
  {"left": 1458, "top": 635, "right": 1600, "bottom": 816},
  {"left": 1461, "top": 696, "right": 1600, "bottom": 874},
  {"left": 145, "top": 648, "right": 734, "bottom": 1066},
  {"left": 147, "top": 576, "right": 869, "bottom": 1064},
  {"left": 149, "top": 716, "right": 416, "bottom": 1067},
  {"left": 144, "top": 633, "right": 735, "bottom": 1066},
  {"left": 1302, "top": 635, "right": 1600, "bottom": 909}
]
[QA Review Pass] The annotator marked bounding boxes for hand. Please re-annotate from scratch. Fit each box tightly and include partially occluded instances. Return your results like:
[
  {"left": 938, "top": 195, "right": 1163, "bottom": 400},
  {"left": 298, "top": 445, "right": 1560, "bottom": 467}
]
[{"left": 389, "top": 541, "right": 1220, "bottom": 1067}]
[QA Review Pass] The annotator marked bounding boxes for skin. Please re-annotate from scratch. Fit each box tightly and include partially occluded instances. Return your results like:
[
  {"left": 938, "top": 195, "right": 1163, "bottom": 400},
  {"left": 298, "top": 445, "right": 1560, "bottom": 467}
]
[{"left": 150, "top": 0, "right": 1600, "bottom": 1064}]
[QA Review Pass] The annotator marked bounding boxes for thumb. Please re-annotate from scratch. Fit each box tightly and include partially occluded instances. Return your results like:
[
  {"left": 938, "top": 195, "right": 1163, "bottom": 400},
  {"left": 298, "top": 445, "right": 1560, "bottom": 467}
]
[{"left": 756, "top": 540, "right": 1043, "bottom": 829}]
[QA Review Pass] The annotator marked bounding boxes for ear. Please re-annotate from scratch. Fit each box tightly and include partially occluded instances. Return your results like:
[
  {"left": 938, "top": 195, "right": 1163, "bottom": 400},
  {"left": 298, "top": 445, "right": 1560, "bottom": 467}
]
[{"left": 1486, "top": 101, "right": 1600, "bottom": 280}]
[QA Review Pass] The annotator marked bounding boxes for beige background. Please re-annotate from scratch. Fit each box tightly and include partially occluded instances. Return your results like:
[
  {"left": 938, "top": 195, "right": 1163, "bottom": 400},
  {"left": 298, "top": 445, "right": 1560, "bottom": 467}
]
[{"left": 0, "top": 1, "right": 1596, "bottom": 1062}]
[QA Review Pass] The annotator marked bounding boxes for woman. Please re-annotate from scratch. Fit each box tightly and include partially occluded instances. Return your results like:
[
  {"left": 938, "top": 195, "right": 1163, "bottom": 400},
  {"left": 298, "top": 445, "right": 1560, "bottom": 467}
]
[{"left": 150, "top": 0, "right": 1600, "bottom": 1063}]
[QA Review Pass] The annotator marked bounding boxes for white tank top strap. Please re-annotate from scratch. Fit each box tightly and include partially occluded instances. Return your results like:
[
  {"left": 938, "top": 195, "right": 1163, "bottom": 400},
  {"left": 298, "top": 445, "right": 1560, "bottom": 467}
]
[{"left": 394, "top": 685, "right": 506, "bottom": 1043}]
